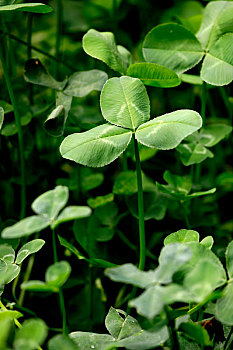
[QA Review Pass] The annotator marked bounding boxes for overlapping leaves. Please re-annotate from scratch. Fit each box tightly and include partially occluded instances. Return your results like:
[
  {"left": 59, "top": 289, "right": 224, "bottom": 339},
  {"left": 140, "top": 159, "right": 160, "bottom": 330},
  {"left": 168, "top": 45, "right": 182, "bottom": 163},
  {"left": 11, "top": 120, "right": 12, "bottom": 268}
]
[
  {"left": 1, "top": 186, "right": 91, "bottom": 238},
  {"left": 60, "top": 76, "right": 202, "bottom": 167},
  {"left": 143, "top": 1, "right": 233, "bottom": 85}
]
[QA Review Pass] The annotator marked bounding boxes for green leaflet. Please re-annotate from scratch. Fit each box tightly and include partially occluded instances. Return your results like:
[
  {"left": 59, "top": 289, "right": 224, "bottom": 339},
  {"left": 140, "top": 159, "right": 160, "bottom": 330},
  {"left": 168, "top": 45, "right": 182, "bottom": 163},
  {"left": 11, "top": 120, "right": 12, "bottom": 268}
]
[
  {"left": 63, "top": 70, "right": 108, "bottom": 97},
  {"left": 60, "top": 124, "right": 132, "bottom": 167},
  {"left": 100, "top": 76, "right": 150, "bottom": 130},
  {"left": 0, "top": 3, "right": 52, "bottom": 12},
  {"left": 135, "top": 109, "right": 202, "bottom": 150},
  {"left": 201, "top": 33, "right": 233, "bottom": 86},
  {"left": 82, "top": 29, "right": 128, "bottom": 74},
  {"left": 196, "top": 1, "right": 233, "bottom": 50},
  {"left": 127, "top": 63, "right": 181, "bottom": 88},
  {"left": 32, "top": 186, "right": 69, "bottom": 220},
  {"left": 143, "top": 23, "right": 203, "bottom": 75}
]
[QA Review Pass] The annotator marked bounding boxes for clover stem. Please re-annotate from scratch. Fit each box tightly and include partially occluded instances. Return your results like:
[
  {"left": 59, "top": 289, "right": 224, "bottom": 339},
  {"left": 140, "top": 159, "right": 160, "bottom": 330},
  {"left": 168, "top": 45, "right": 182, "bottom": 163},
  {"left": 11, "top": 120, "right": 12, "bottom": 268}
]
[
  {"left": 55, "top": 0, "right": 63, "bottom": 79},
  {"left": 219, "top": 87, "right": 232, "bottom": 125},
  {"left": 133, "top": 134, "right": 146, "bottom": 270},
  {"left": 52, "top": 228, "right": 67, "bottom": 334},
  {"left": 88, "top": 265, "right": 94, "bottom": 331},
  {"left": 52, "top": 228, "right": 58, "bottom": 263},
  {"left": 18, "top": 255, "right": 35, "bottom": 306},
  {"left": 201, "top": 81, "right": 207, "bottom": 124},
  {"left": 0, "top": 27, "right": 26, "bottom": 219},
  {"left": 180, "top": 201, "right": 191, "bottom": 229},
  {"left": 27, "top": 13, "right": 33, "bottom": 104}
]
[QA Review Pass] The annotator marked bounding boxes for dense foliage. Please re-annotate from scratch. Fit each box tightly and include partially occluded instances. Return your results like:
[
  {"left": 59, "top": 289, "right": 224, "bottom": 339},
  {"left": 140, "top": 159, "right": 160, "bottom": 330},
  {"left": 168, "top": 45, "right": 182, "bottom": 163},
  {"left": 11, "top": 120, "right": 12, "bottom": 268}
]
[{"left": 0, "top": 0, "right": 233, "bottom": 349}]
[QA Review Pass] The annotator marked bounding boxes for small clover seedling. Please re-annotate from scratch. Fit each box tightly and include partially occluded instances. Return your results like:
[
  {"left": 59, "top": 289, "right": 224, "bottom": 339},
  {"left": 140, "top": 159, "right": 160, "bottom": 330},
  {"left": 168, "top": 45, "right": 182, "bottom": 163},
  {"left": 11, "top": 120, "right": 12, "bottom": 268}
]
[
  {"left": 0, "top": 239, "right": 45, "bottom": 295},
  {"left": 1, "top": 186, "right": 91, "bottom": 239},
  {"left": 60, "top": 76, "right": 202, "bottom": 270}
]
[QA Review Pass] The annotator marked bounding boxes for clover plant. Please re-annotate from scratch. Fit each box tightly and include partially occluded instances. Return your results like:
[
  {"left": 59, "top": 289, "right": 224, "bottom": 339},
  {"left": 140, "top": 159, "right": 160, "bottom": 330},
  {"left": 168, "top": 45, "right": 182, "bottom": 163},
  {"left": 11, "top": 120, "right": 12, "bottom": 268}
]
[
  {"left": 60, "top": 76, "right": 202, "bottom": 270},
  {"left": 1, "top": 0, "right": 233, "bottom": 349}
]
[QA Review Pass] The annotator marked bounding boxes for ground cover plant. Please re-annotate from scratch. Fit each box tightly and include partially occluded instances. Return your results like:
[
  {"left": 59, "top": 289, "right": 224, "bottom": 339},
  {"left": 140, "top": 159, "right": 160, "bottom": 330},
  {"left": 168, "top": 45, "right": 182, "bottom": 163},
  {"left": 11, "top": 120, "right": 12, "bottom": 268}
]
[{"left": 0, "top": 0, "right": 233, "bottom": 349}]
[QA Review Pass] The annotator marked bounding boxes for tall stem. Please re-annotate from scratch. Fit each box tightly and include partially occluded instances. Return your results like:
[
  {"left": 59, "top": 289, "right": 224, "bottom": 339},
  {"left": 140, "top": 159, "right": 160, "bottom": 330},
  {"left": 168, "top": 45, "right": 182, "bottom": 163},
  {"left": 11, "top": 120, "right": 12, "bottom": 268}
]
[
  {"left": 133, "top": 134, "right": 146, "bottom": 270},
  {"left": 55, "top": 0, "right": 62, "bottom": 79},
  {"left": 201, "top": 81, "right": 207, "bottom": 125},
  {"left": 18, "top": 255, "right": 35, "bottom": 306},
  {"left": 52, "top": 228, "right": 67, "bottom": 334},
  {"left": 0, "top": 30, "right": 26, "bottom": 219},
  {"left": 27, "top": 13, "right": 33, "bottom": 104}
]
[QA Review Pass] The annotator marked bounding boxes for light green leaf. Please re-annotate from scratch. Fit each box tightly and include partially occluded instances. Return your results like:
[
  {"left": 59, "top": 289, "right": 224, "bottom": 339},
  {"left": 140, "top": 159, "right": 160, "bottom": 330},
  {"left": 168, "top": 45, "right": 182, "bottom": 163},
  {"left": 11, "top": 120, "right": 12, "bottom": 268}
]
[
  {"left": 201, "top": 33, "right": 233, "bottom": 86},
  {"left": 135, "top": 109, "right": 202, "bottom": 150},
  {"left": 199, "top": 124, "right": 232, "bottom": 147},
  {"left": 24, "top": 59, "right": 67, "bottom": 91},
  {"left": 70, "top": 332, "right": 114, "bottom": 350},
  {"left": 177, "top": 142, "right": 214, "bottom": 166},
  {"left": 87, "top": 194, "right": 114, "bottom": 209},
  {"left": 45, "top": 261, "right": 71, "bottom": 287},
  {"left": 129, "top": 285, "right": 164, "bottom": 319},
  {"left": 1, "top": 216, "right": 51, "bottom": 239},
  {"left": 44, "top": 92, "right": 72, "bottom": 137},
  {"left": 127, "top": 63, "right": 181, "bottom": 88},
  {"left": 180, "top": 74, "right": 202, "bottom": 85},
  {"left": 143, "top": 23, "right": 203, "bottom": 74},
  {"left": 1, "top": 263, "right": 20, "bottom": 284},
  {"left": 48, "top": 334, "right": 77, "bottom": 350},
  {"left": 21, "top": 280, "right": 58, "bottom": 293},
  {"left": 0, "top": 244, "right": 15, "bottom": 263},
  {"left": 182, "top": 243, "right": 227, "bottom": 287},
  {"left": 200, "top": 236, "right": 214, "bottom": 250},
  {"left": 0, "top": 3, "right": 52, "bottom": 12},
  {"left": 105, "top": 307, "right": 125, "bottom": 339},
  {"left": 0, "top": 310, "right": 22, "bottom": 321},
  {"left": 0, "top": 107, "right": 3, "bottom": 130},
  {"left": 178, "top": 322, "right": 211, "bottom": 347},
  {"left": 115, "top": 325, "right": 169, "bottom": 350},
  {"left": 216, "top": 283, "right": 233, "bottom": 325},
  {"left": 184, "top": 260, "right": 223, "bottom": 302},
  {"left": 14, "top": 319, "right": 47, "bottom": 350},
  {"left": 31, "top": 186, "right": 69, "bottom": 221},
  {"left": 164, "top": 229, "right": 199, "bottom": 245},
  {"left": 196, "top": 1, "right": 233, "bottom": 50},
  {"left": 154, "top": 243, "right": 192, "bottom": 284},
  {"left": 163, "top": 170, "right": 192, "bottom": 194},
  {"left": 60, "top": 124, "right": 132, "bottom": 167},
  {"left": 15, "top": 239, "right": 45, "bottom": 265},
  {"left": 82, "top": 29, "right": 127, "bottom": 74},
  {"left": 52, "top": 206, "right": 92, "bottom": 229},
  {"left": 100, "top": 77, "right": 150, "bottom": 130},
  {"left": 113, "top": 171, "right": 156, "bottom": 196},
  {"left": 64, "top": 70, "right": 108, "bottom": 97},
  {"left": 105, "top": 263, "right": 156, "bottom": 289},
  {"left": 226, "top": 241, "right": 233, "bottom": 279}
]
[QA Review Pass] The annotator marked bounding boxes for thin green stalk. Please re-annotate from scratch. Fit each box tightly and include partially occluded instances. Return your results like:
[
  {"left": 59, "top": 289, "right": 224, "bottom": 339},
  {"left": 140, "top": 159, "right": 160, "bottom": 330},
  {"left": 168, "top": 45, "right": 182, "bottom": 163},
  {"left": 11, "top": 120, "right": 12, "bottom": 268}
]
[
  {"left": 55, "top": 0, "right": 62, "bottom": 79},
  {"left": 58, "top": 289, "right": 68, "bottom": 334},
  {"left": 18, "top": 255, "right": 35, "bottom": 306},
  {"left": 27, "top": 13, "right": 33, "bottom": 104},
  {"left": 224, "top": 326, "right": 233, "bottom": 350},
  {"left": 0, "top": 30, "right": 26, "bottom": 219},
  {"left": 219, "top": 86, "right": 232, "bottom": 125},
  {"left": 52, "top": 228, "right": 58, "bottom": 263},
  {"left": 180, "top": 201, "right": 191, "bottom": 229},
  {"left": 1, "top": 31, "right": 75, "bottom": 71},
  {"left": 201, "top": 81, "right": 207, "bottom": 124},
  {"left": 133, "top": 134, "right": 146, "bottom": 270},
  {"left": 88, "top": 265, "right": 94, "bottom": 332},
  {"left": 52, "top": 228, "right": 67, "bottom": 334},
  {"left": 165, "top": 306, "right": 180, "bottom": 350}
]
